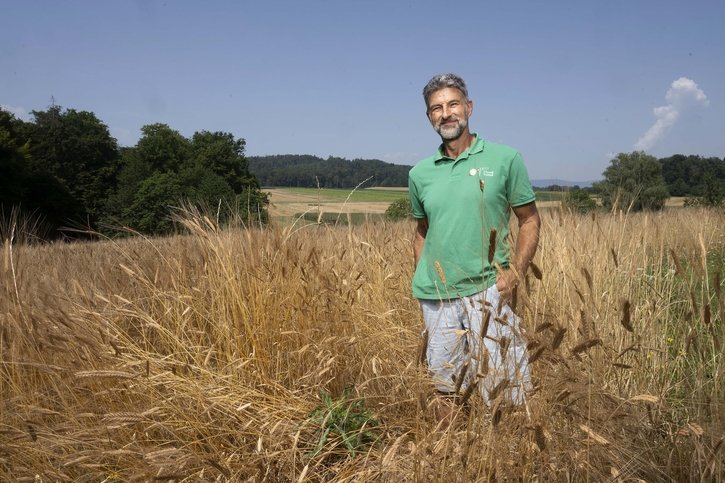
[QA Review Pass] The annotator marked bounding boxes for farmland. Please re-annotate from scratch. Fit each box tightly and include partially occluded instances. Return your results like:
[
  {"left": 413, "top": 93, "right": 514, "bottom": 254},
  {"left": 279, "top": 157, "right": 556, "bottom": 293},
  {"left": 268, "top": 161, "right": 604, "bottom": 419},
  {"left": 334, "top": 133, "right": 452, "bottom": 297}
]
[
  {"left": 1, "top": 206, "right": 723, "bottom": 481},
  {"left": 264, "top": 187, "right": 409, "bottom": 222},
  {"left": 264, "top": 187, "right": 570, "bottom": 223}
]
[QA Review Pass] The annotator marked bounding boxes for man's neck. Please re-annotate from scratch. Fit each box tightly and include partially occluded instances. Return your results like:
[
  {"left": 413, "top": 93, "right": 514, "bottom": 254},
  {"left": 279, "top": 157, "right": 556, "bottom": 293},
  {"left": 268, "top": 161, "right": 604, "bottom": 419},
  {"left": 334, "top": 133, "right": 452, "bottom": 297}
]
[{"left": 441, "top": 131, "right": 475, "bottom": 159}]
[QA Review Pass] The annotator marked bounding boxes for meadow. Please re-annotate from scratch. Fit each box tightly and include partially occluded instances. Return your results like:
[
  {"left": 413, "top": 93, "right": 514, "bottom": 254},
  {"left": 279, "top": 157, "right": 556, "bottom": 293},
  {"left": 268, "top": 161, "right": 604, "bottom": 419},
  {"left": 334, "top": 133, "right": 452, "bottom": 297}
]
[
  {"left": 268, "top": 187, "right": 409, "bottom": 203},
  {"left": 1, "top": 205, "right": 723, "bottom": 481},
  {"left": 264, "top": 188, "right": 405, "bottom": 222},
  {"left": 264, "top": 187, "right": 567, "bottom": 223}
]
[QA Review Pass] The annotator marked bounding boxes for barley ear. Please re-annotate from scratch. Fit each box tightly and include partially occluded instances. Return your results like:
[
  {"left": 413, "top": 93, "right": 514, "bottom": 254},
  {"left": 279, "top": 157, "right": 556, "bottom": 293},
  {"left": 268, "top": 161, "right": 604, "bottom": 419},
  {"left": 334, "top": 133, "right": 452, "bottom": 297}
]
[
  {"left": 621, "top": 299, "right": 633, "bottom": 332},
  {"left": 488, "top": 229, "right": 497, "bottom": 264}
]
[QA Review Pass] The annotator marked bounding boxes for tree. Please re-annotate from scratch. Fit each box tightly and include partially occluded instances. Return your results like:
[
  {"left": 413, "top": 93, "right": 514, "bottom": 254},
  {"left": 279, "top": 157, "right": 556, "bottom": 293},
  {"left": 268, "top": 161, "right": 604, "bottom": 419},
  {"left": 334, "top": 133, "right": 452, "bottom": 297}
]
[
  {"left": 1, "top": 108, "right": 83, "bottom": 237},
  {"left": 105, "top": 147, "right": 152, "bottom": 224},
  {"left": 135, "top": 123, "right": 190, "bottom": 173},
  {"left": 187, "top": 131, "right": 252, "bottom": 191},
  {"left": 385, "top": 197, "right": 412, "bottom": 220},
  {"left": 110, "top": 125, "right": 269, "bottom": 233},
  {"left": 659, "top": 154, "right": 725, "bottom": 197},
  {"left": 107, "top": 125, "right": 189, "bottom": 230},
  {"left": 110, "top": 124, "right": 192, "bottom": 231},
  {"left": 189, "top": 172, "right": 235, "bottom": 209},
  {"left": 593, "top": 151, "right": 669, "bottom": 211},
  {"left": 20, "top": 105, "right": 120, "bottom": 226},
  {"left": 123, "top": 172, "right": 183, "bottom": 235},
  {"left": 183, "top": 130, "right": 269, "bottom": 223},
  {"left": 0, "top": 110, "right": 29, "bottom": 208},
  {"left": 668, "top": 178, "right": 690, "bottom": 197},
  {"left": 684, "top": 173, "right": 725, "bottom": 208},
  {"left": 562, "top": 188, "right": 597, "bottom": 213}
]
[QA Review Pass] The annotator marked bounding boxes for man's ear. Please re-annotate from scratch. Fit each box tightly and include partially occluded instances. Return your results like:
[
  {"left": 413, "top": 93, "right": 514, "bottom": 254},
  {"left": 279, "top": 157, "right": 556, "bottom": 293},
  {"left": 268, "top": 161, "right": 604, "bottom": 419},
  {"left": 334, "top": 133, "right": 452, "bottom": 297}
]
[{"left": 467, "top": 99, "right": 473, "bottom": 117}]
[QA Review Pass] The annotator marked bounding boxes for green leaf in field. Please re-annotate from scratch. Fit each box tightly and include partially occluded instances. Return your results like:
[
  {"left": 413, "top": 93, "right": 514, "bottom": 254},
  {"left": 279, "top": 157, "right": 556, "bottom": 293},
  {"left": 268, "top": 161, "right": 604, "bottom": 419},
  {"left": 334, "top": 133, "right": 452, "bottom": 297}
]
[{"left": 304, "top": 387, "right": 379, "bottom": 458}]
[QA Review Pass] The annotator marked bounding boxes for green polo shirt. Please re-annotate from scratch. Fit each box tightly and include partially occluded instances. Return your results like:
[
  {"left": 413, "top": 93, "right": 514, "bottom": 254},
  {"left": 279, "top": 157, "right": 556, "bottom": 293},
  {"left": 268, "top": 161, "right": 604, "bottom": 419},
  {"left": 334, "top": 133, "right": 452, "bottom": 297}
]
[{"left": 409, "top": 135, "right": 535, "bottom": 300}]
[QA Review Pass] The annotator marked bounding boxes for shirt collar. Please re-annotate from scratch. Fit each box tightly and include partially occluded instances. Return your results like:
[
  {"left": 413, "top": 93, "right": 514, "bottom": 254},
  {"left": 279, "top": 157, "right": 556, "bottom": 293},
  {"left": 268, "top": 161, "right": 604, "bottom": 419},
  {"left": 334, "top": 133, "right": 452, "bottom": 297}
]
[{"left": 433, "top": 134, "right": 484, "bottom": 163}]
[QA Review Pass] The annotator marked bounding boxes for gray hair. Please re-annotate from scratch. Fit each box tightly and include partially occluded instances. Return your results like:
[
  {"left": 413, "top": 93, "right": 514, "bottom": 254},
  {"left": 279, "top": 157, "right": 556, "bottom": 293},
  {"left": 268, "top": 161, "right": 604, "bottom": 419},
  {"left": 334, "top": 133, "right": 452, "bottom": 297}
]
[{"left": 422, "top": 73, "right": 468, "bottom": 106}]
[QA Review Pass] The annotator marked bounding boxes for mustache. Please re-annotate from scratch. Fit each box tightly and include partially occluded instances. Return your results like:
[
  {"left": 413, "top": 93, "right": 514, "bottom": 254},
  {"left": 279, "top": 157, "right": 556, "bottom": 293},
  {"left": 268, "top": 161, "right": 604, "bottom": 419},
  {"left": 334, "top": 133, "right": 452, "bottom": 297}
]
[{"left": 437, "top": 117, "right": 460, "bottom": 126}]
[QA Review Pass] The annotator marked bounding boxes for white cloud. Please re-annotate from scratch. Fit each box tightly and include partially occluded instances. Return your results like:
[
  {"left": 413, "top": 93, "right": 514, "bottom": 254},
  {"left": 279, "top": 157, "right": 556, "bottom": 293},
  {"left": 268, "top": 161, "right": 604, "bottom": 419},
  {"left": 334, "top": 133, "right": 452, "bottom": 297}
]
[
  {"left": 634, "top": 77, "right": 709, "bottom": 151},
  {"left": 665, "top": 77, "right": 709, "bottom": 107},
  {"left": 1, "top": 104, "right": 31, "bottom": 121}
]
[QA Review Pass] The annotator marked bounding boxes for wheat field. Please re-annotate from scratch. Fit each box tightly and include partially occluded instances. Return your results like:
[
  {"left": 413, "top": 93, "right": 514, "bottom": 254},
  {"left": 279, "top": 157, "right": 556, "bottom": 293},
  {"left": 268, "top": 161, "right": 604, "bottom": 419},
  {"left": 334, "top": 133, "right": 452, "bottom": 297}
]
[{"left": 1, "top": 207, "right": 723, "bottom": 482}]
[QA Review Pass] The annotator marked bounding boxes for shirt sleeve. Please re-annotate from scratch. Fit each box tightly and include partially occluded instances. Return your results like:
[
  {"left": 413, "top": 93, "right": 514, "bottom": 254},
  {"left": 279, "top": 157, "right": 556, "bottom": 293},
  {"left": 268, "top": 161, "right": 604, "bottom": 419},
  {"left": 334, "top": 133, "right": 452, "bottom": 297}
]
[{"left": 506, "top": 152, "right": 536, "bottom": 207}]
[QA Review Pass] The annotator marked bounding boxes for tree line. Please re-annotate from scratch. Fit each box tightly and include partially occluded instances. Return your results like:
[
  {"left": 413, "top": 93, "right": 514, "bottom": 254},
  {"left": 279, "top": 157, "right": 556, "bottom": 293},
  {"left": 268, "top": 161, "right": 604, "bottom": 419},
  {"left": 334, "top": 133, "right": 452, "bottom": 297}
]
[
  {"left": 249, "top": 153, "right": 724, "bottom": 203},
  {"left": 248, "top": 154, "right": 410, "bottom": 188},
  {"left": 659, "top": 154, "right": 725, "bottom": 197},
  {"left": 1, "top": 106, "right": 268, "bottom": 240},
  {"left": 579, "top": 152, "right": 724, "bottom": 212}
]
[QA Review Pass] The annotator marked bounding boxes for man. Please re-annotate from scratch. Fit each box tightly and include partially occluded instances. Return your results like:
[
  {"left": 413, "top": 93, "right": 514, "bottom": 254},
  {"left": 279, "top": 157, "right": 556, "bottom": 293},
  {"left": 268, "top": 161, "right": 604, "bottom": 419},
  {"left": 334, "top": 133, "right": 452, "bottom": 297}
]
[{"left": 409, "top": 73, "right": 540, "bottom": 423}]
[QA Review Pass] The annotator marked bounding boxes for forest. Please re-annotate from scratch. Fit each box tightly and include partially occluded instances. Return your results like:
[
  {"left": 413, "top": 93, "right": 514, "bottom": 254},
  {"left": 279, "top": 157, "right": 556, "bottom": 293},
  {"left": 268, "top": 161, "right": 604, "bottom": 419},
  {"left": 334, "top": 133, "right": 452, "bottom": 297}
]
[
  {"left": 248, "top": 154, "right": 411, "bottom": 188},
  {"left": 659, "top": 154, "right": 725, "bottom": 196}
]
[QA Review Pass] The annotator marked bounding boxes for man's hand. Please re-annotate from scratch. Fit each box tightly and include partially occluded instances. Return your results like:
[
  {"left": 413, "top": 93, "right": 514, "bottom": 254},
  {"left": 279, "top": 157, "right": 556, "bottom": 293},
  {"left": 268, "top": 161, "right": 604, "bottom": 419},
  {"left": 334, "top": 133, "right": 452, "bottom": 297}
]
[
  {"left": 497, "top": 201, "right": 540, "bottom": 302},
  {"left": 495, "top": 268, "right": 519, "bottom": 301}
]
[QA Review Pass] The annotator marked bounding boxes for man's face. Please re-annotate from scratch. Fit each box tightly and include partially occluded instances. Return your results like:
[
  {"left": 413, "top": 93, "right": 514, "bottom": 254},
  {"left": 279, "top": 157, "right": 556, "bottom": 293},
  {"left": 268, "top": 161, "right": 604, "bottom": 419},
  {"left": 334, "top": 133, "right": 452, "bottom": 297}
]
[{"left": 426, "top": 87, "right": 472, "bottom": 141}]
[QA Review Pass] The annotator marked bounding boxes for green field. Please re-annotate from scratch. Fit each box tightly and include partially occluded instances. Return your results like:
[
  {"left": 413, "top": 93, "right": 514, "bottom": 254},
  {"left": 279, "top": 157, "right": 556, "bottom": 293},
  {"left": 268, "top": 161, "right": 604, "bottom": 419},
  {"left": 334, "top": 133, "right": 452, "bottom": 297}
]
[
  {"left": 533, "top": 190, "right": 566, "bottom": 202},
  {"left": 267, "top": 187, "right": 408, "bottom": 203},
  {"left": 269, "top": 188, "right": 567, "bottom": 203}
]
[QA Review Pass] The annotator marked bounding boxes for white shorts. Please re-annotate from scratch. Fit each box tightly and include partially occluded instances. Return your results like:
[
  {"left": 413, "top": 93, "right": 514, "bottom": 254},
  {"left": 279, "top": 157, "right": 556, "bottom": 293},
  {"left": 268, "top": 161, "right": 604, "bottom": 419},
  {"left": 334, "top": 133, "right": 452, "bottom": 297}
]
[{"left": 419, "top": 284, "right": 531, "bottom": 405}]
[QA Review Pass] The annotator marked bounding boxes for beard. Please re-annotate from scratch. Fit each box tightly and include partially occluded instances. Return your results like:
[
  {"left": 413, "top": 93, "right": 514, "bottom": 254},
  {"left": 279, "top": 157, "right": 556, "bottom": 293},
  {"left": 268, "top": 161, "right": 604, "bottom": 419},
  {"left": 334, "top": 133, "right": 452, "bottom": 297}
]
[{"left": 434, "top": 111, "right": 469, "bottom": 140}]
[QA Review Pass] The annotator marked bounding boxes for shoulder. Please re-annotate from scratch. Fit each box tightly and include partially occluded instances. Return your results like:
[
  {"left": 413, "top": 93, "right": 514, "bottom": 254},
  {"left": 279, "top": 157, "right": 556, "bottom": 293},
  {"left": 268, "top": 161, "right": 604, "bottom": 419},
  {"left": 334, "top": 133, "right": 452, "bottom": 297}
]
[
  {"left": 409, "top": 153, "right": 438, "bottom": 179},
  {"left": 481, "top": 140, "right": 520, "bottom": 163}
]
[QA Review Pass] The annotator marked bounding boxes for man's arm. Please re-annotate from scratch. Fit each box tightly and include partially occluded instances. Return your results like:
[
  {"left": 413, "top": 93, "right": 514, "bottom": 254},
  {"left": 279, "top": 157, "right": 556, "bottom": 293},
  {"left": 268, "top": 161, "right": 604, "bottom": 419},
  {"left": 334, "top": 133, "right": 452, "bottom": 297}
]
[
  {"left": 413, "top": 217, "right": 428, "bottom": 268},
  {"left": 496, "top": 201, "right": 540, "bottom": 299}
]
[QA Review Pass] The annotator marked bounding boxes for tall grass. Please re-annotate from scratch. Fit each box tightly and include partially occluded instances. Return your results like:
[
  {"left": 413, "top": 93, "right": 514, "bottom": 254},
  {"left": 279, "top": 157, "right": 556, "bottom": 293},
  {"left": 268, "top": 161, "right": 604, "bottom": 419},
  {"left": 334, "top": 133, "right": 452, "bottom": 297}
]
[{"left": 1, "top": 207, "right": 723, "bottom": 481}]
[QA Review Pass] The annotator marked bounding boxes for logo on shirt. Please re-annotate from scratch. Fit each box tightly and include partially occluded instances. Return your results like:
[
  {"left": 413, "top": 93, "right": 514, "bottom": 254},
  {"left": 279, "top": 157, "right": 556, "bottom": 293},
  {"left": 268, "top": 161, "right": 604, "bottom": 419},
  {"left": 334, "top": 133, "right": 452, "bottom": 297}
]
[
  {"left": 469, "top": 168, "right": 495, "bottom": 177},
  {"left": 469, "top": 168, "right": 494, "bottom": 177}
]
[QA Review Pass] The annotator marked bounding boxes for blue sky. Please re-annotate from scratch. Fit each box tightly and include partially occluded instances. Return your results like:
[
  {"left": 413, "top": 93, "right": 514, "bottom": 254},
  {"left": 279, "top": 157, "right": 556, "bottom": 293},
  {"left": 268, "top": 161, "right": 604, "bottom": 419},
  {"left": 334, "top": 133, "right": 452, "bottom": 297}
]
[{"left": 2, "top": 0, "right": 723, "bottom": 182}]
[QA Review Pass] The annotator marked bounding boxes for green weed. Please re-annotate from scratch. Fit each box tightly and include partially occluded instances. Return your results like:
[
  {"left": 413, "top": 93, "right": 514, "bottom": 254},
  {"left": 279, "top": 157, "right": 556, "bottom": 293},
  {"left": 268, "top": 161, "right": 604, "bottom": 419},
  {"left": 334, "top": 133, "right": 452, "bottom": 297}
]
[{"left": 305, "top": 386, "right": 379, "bottom": 458}]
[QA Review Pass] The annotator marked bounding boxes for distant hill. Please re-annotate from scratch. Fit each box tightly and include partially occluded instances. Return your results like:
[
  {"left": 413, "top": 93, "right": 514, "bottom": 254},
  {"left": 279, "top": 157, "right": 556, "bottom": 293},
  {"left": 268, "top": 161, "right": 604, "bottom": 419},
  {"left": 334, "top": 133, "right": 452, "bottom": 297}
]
[
  {"left": 531, "top": 179, "right": 596, "bottom": 189},
  {"left": 248, "top": 154, "right": 410, "bottom": 188}
]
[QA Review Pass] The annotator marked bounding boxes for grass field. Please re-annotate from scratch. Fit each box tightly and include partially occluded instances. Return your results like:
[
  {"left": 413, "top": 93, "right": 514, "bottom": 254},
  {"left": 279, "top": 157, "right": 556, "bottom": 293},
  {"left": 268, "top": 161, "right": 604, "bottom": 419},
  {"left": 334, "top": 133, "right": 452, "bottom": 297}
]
[
  {"left": 533, "top": 190, "right": 565, "bottom": 202},
  {"left": 265, "top": 187, "right": 409, "bottom": 203},
  {"left": 1, "top": 207, "right": 723, "bottom": 481},
  {"left": 264, "top": 187, "right": 408, "bottom": 221},
  {"left": 265, "top": 188, "right": 572, "bottom": 223},
  {"left": 268, "top": 187, "right": 567, "bottom": 203}
]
